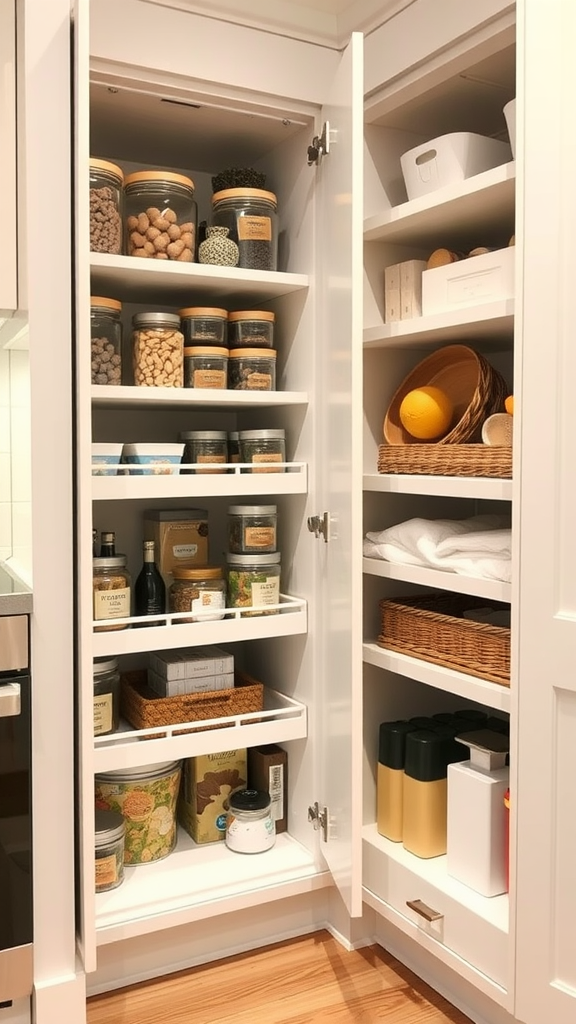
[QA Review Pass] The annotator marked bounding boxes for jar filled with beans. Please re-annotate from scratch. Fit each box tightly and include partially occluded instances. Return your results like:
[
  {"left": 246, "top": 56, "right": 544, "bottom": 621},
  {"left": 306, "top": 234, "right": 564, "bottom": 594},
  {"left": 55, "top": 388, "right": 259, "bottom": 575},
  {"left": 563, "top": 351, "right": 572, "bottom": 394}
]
[
  {"left": 169, "top": 567, "right": 226, "bottom": 623},
  {"left": 124, "top": 171, "right": 197, "bottom": 261},
  {"left": 90, "top": 159, "right": 123, "bottom": 254},
  {"left": 228, "top": 349, "right": 276, "bottom": 391},
  {"left": 132, "top": 312, "right": 184, "bottom": 388},
  {"left": 91, "top": 297, "right": 122, "bottom": 385},
  {"left": 184, "top": 347, "right": 228, "bottom": 390},
  {"left": 212, "top": 189, "right": 278, "bottom": 271}
]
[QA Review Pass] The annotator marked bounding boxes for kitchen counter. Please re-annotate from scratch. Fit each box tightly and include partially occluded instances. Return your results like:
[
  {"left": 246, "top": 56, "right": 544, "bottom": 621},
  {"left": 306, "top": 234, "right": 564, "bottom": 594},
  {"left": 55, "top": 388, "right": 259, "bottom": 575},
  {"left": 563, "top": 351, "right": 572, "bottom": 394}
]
[{"left": 0, "top": 563, "right": 33, "bottom": 615}]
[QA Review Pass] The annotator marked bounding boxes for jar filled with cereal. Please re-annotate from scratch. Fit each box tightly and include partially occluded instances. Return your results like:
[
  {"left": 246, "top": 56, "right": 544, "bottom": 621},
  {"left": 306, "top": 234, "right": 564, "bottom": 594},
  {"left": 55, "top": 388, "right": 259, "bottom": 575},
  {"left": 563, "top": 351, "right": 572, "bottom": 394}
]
[
  {"left": 124, "top": 171, "right": 197, "bottom": 261},
  {"left": 91, "top": 297, "right": 122, "bottom": 385},
  {"left": 132, "top": 312, "right": 184, "bottom": 388},
  {"left": 90, "top": 159, "right": 123, "bottom": 254}
]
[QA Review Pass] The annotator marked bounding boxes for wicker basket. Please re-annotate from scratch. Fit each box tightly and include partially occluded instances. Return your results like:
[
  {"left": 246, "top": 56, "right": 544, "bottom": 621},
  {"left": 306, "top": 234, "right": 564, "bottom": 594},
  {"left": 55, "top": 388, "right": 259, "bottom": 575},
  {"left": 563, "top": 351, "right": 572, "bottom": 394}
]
[
  {"left": 120, "top": 669, "right": 264, "bottom": 734},
  {"left": 378, "top": 594, "right": 510, "bottom": 686},
  {"left": 377, "top": 443, "right": 512, "bottom": 478}
]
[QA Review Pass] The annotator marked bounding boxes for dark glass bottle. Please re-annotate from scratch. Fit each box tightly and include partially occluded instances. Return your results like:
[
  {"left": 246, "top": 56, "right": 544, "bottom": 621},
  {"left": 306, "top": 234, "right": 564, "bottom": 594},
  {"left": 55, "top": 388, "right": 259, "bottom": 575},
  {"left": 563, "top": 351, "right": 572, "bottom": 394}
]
[
  {"left": 92, "top": 529, "right": 98, "bottom": 557},
  {"left": 134, "top": 540, "right": 166, "bottom": 623},
  {"left": 100, "top": 531, "right": 116, "bottom": 557}
]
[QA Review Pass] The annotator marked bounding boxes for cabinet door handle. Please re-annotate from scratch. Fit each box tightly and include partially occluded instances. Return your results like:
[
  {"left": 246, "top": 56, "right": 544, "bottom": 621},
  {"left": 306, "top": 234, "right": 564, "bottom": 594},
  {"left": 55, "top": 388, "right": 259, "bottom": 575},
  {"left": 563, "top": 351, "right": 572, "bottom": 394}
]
[{"left": 406, "top": 899, "right": 443, "bottom": 922}]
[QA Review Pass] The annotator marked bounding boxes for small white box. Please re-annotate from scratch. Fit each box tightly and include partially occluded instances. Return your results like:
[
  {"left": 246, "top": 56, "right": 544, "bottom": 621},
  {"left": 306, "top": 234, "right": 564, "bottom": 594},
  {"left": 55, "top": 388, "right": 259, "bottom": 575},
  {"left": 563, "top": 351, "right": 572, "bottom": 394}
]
[
  {"left": 384, "top": 262, "right": 401, "bottom": 323},
  {"left": 447, "top": 759, "right": 509, "bottom": 897},
  {"left": 400, "top": 132, "right": 512, "bottom": 201},
  {"left": 148, "top": 646, "right": 234, "bottom": 681},
  {"left": 400, "top": 260, "right": 427, "bottom": 319},
  {"left": 422, "top": 246, "right": 515, "bottom": 315},
  {"left": 147, "top": 667, "right": 234, "bottom": 696}
]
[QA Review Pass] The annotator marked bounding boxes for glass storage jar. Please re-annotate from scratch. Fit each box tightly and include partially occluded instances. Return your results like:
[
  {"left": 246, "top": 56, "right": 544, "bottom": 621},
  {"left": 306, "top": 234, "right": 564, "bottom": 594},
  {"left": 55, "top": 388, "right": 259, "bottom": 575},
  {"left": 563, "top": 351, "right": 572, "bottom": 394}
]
[
  {"left": 90, "top": 158, "right": 123, "bottom": 254},
  {"left": 132, "top": 312, "right": 184, "bottom": 387},
  {"left": 179, "top": 430, "right": 228, "bottom": 474},
  {"left": 239, "top": 429, "right": 286, "bottom": 473},
  {"left": 93, "top": 555, "right": 131, "bottom": 632},
  {"left": 124, "top": 171, "right": 197, "bottom": 261},
  {"left": 90, "top": 296, "right": 122, "bottom": 385},
  {"left": 93, "top": 656, "right": 120, "bottom": 736},
  {"left": 226, "top": 552, "right": 281, "bottom": 616},
  {"left": 228, "top": 311, "right": 275, "bottom": 349},
  {"left": 179, "top": 307, "right": 228, "bottom": 347},
  {"left": 225, "top": 790, "right": 275, "bottom": 854},
  {"left": 169, "top": 566, "right": 226, "bottom": 622},
  {"left": 184, "top": 347, "right": 228, "bottom": 390},
  {"left": 228, "top": 349, "right": 276, "bottom": 391},
  {"left": 228, "top": 505, "right": 277, "bottom": 554},
  {"left": 228, "top": 431, "right": 240, "bottom": 464},
  {"left": 95, "top": 810, "right": 125, "bottom": 893},
  {"left": 212, "top": 188, "right": 278, "bottom": 271}
]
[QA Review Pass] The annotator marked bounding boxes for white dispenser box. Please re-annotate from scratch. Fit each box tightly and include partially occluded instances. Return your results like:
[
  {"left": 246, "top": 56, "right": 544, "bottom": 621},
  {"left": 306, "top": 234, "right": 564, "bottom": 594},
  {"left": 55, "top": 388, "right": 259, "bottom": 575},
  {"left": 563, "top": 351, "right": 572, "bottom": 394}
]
[
  {"left": 400, "top": 132, "right": 512, "bottom": 202},
  {"left": 447, "top": 729, "right": 509, "bottom": 897},
  {"left": 422, "top": 245, "right": 515, "bottom": 315}
]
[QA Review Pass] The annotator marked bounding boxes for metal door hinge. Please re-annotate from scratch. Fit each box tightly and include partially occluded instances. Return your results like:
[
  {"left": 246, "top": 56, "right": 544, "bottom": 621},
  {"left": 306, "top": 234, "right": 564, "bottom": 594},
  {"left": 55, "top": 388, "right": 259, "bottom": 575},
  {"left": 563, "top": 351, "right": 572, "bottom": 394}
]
[
  {"left": 307, "top": 121, "right": 330, "bottom": 166},
  {"left": 307, "top": 512, "right": 330, "bottom": 542},
  {"left": 308, "top": 802, "right": 328, "bottom": 842}
]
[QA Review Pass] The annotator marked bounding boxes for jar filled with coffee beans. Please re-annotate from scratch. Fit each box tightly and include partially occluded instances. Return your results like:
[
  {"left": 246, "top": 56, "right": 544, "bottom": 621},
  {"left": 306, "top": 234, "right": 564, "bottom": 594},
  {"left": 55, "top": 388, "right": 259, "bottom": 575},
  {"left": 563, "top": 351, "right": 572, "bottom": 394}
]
[
  {"left": 90, "top": 159, "right": 123, "bottom": 254},
  {"left": 169, "top": 567, "right": 226, "bottom": 623},
  {"left": 91, "top": 297, "right": 122, "bottom": 385},
  {"left": 132, "top": 312, "right": 184, "bottom": 387},
  {"left": 211, "top": 189, "right": 278, "bottom": 271},
  {"left": 124, "top": 171, "right": 197, "bottom": 261}
]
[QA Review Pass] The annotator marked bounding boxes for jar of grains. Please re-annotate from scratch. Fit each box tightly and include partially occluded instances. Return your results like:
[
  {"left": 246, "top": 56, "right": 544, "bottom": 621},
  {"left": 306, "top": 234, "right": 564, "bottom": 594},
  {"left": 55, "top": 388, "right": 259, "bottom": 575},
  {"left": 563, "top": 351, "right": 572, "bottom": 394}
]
[
  {"left": 228, "top": 431, "right": 240, "bottom": 465},
  {"left": 225, "top": 790, "right": 276, "bottom": 854},
  {"left": 93, "top": 656, "right": 120, "bottom": 736},
  {"left": 211, "top": 189, "right": 278, "bottom": 271},
  {"left": 228, "top": 349, "right": 276, "bottom": 391},
  {"left": 239, "top": 429, "right": 286, "bottom": 473},
  {"left": 228, "top": 311, "right": 275, "bottom": 349},
  {"left": 228, "top": 505, "right": 277, "bottom": 554},
  {"left": 169, "top": 566, "right": 226, "bottom": 622},
  {"left": 124, "top": 171, "right": 197, "bottom": 261},
  {"left": 184, "top": 347, "right": 228, "bottom": 390},
  {"left": 179, "top": 307, "right": 228, "bottom": 347},
  {"left": 89, "top": 159, "right": 123, "bottom": 254},
  {"left": 226, "top": 552, "right": 281, "bottom": 616},
  {"left": 93, "top": 555, "right": 131, "bottom": 632},
  {"left": 132, "top": 312, "right": 184, "bottom": 387},
  {"left": 91, "top": 297, "right": 122, "bottom": 385},
  {"left": 179, "top": 430, "right": 228, "bottom": 474},
  {"left": 95, "top": 810, "right": 125, "bottom": 893}
]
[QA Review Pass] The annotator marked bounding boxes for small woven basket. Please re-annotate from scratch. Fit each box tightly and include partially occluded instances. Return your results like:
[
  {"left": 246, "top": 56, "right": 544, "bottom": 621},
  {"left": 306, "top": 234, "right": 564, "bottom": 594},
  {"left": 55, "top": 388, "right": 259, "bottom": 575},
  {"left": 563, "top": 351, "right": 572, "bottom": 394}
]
[
  {"left": 120, "top": 670, "right": 264, "bottom": 734},
  {"left": 377, "top": 443, "right": 512, "bottom": 478}
]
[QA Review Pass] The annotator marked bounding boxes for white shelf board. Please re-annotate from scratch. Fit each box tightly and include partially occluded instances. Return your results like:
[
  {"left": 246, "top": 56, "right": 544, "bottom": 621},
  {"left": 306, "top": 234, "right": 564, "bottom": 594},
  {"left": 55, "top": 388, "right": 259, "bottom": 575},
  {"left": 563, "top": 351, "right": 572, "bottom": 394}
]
[
  {"left": 362, "top": 642, "right": 511, "bottom": 712},
  {"left": 91, "top": 595, "right": 307, "bottom": 657},
  {"left": 363, "top": 473, "right": 513, "bottom": 501},
  {"left": 363, "top": 162, "right": 516, "bottom": 247},
  {"left": 92, "top": 463, "right": 307, "bottom": 500},
  {"left": 95, "top": 831, "right": 329, "bottom": 945},
  {"left": 362, "top": 824, "right": 508, "bottom": 932},
  {"left": 93, "top": 688, "right": 307, "bottom": 772},
  {"left": 91, "top": 385, "right": 309, "bottom": 409},
  {"left": 90, "top": 253, "right": 309, "bottom": 304},
  {"left": 362, "top": 558, "right": 511, "bottom": 603},
  {"left": 363, "top": 300, "right": 514, "bottom": 350}
]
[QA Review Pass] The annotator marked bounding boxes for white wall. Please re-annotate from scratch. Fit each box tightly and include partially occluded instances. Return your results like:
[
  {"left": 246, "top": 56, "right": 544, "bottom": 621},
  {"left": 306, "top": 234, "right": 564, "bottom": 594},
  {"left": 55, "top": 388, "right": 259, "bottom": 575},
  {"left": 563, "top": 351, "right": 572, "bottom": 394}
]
[{"left": 0, "top": 346, "right": 32, "bottom": 577}]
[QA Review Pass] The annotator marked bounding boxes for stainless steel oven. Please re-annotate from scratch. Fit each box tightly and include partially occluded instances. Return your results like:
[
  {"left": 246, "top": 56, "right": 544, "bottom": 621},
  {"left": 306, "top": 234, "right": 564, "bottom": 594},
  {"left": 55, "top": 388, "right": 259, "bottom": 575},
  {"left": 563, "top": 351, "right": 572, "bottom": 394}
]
[{"left": 0, "top": 615, "right": 32, "bottom": 1006}]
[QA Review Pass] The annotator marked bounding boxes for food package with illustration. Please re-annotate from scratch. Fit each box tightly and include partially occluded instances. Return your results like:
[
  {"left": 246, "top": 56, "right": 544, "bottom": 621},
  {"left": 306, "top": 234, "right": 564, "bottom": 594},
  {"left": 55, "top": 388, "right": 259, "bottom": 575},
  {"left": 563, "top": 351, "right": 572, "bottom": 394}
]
[
  {"left": 143, "top": 508, "right": 208, "bottom": 590},
  {"left": 178, "top": 749, "right": 247, "bottom": 844}
]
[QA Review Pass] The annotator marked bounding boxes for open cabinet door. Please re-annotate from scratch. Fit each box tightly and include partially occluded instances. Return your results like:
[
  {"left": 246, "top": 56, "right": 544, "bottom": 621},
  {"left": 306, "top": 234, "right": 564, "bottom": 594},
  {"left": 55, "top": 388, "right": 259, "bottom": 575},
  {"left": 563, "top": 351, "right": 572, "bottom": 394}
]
[{"left": 314, "top": 32, "right": 364, "bottom": 919}]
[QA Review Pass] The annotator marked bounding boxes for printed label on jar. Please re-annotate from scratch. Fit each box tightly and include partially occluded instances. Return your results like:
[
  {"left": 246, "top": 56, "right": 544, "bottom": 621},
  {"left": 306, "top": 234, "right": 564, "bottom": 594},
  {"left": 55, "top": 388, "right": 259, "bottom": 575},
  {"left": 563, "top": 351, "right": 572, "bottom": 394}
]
[
  {"left": 251, "top": 577, "right": 280, "bottom": 608},
  {"left": 94, "top": 587, "right": 130, "bottom": 620},
  {"left": 192, "top": 369, "right": 227, "bottom": 389},
  {"left": 195, "top": 454, "right": 227, "bottom": 475},
  {"left": 173, "top": 544, "right": 199, "bottom": 559},
  {"left": 244, "top": 526, "right": 276, "bottom": 549},
  {"left": 93, "top": 693, "right": 113, "bottom": 735},
  {"left": 226, "top": 814, "right": 275, "bottom": 854},
  {"left": 190, "top": 591, "right": 226, "bottom": 621},
  {"left": 238, "top": 215, "right": 272, "bottom": 242},
  {"left": 268, "top": 764, "right": 284, "bottom": 821},
  {"left": 245, "top": 372, "right": 271, "bottom": 391},
  {"left": 95, "top": 854, "right": 118, "bottom": 888},
  {"left": 250, "top": 453, "right": 283, "bottom": 474}
]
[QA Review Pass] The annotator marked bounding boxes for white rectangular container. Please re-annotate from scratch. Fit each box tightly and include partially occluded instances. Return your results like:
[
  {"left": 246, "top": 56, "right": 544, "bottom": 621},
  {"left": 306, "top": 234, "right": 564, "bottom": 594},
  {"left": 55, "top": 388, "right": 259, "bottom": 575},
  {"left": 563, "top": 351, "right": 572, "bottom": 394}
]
[
  {"left": 148, "top": 645, "right": 234, "bottom": 681},
  {"left": 147, "top": 667, "right": 234, "bottom": 696},
  {"left": 447, "top": 759, "right": 509, "bottom": 897},
  {"left": 400, "top": 132, "right": 512, "bottom": 201},
  {"left": 400, "top": 260, "right": 427, "bottom": 319},
  {"left": 422, "top": 246, "right": 515, "bottom": 315},
  {"left": 384, "top": 262, "right": 401, "bottom": 323}
]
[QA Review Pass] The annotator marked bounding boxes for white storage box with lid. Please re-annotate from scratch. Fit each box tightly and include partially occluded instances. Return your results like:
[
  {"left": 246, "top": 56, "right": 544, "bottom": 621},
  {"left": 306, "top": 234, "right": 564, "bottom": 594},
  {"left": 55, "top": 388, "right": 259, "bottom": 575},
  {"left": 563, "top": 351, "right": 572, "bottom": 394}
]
[
  {"left": 400, "top": 132, "right": 512, "bottom": 201},
  {"left": 422, "top": 246, "right": 515, "bottom": 315}
]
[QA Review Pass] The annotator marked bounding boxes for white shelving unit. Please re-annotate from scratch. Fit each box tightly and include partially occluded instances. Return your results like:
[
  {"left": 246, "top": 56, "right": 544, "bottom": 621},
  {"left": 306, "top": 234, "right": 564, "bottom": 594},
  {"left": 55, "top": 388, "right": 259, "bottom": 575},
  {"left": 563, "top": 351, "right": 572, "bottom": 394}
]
[
  {"left": 362, "top": 559, "right": 511, "bottom": 603},
  {"left": 92, "top": 464, "right": 308, "bottom": 499},
  {"left": 364, "top": 473, "right": 513, "bottom": 501},
  {"left": 363, "top": 299, "right": 514, "bottom": 350},
  {"left": 91, "top": 385, "right": 309, "bottom": 409}
]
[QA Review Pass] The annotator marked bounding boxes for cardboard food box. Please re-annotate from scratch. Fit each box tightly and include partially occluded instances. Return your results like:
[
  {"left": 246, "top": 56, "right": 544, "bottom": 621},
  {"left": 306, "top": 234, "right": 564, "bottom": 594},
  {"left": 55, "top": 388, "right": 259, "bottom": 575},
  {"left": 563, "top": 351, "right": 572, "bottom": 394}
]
[
  {"left": 143, "top": 508, "right": 209, "bottom": 590},
  {"left": 248, "top": 744, "right": 287, "bottom": 833},
  {"left": 178, "top": 749, "right": 247, "bottom": 844},
  {"left": 146, "top": 668, "right": 234, "bottom": 697},
  {"left": 148, "top": 646, "right": 234, "bottom": 681}
]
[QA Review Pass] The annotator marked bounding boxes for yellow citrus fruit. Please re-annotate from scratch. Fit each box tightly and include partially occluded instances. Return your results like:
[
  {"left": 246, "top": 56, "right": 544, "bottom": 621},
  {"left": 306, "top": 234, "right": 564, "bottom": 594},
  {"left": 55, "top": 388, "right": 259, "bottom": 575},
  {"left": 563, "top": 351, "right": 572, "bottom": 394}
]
[
  {"left": 399, "top": 386, "right": 454, "bottom": 440},
  {"left": 505, "top": 395, "right": 514, "bottom": 415}
]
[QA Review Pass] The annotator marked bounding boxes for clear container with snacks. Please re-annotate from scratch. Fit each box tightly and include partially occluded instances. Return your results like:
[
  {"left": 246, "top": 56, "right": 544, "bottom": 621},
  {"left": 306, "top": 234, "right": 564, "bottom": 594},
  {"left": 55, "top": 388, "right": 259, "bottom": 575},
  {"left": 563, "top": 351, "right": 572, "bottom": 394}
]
[
  {"left": 228, "top": 349, "right": 276, "bottom": 391},
  {"left": 239, "top": 429, "right": 286, "bottom": 473},
  {"left": 93, "top": 556, "right": 131, "bottom": 632},
  {"left": 180, "top": 307, "right": 228, "bottom": 347},
  {"left": 180, "top": 430, "right": 228, "bottom": 473},
  {"left": 132, "top": 312, "right": 184, "bottom": 387},
  {"left": 90, "top": 297, "right": 122, "bottom": 385},
  {"left": 228, "top": 311, "right": 275, "bottom": 349},
  {"left": 228, "top": 505, "right": 277, "bottom": 554},
  {"left": 90, "top": 159, "right": 123, "bottom": 254},
  {"left": 184, "top": 347, "right": 228, "bottom": 390},
  {"left": 95, "top": 810, "right": 125, "bottom": 893},
  {"left": 124, "top": 171, "right": 197, "bottom": 261},
  {"left": 226, "top": 552, "right": 281, "bottom": 616},
  {"left": 211, "top": 189, "right": 278, "bottom": 271},
  {"left": 169, "top": 566, "right": 226, "bottom": 622},
  {"left": 93, "top": 656, "right": 120, "bottom": 735}
]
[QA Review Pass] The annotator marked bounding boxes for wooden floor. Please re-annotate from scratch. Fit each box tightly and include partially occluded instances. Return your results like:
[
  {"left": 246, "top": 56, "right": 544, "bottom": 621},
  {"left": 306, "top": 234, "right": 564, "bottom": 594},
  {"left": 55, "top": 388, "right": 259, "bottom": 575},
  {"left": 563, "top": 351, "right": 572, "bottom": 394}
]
[{"left": 86, "top": 930, "right": 472, "bottom": 1024}]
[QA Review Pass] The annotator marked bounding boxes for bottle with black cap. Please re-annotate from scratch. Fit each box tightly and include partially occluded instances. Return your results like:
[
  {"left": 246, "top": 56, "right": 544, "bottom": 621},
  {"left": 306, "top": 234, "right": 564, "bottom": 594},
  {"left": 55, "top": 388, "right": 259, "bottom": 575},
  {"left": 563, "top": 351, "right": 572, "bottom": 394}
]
[
  {"left": 403, "top": 729, "right": 458, "bottom": 859},
  {"left": 377, "top": 721, "right": 415, "bottom": 842}
]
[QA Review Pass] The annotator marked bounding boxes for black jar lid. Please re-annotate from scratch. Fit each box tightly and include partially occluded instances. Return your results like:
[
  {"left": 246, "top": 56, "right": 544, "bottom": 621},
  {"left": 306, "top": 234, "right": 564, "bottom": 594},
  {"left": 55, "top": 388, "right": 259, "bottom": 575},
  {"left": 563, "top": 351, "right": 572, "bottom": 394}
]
[
  {"left": 378, "top": 720, "right": 415, "bottom": 770},
  {"left": 453, "top": 709, "right": 488, "bottom": 726},
  {"left": 229, "top": 789, "right": 270, "bottom": 811},
  {"left": 404, "top": 729, "right": 453, "bottom": 782}
]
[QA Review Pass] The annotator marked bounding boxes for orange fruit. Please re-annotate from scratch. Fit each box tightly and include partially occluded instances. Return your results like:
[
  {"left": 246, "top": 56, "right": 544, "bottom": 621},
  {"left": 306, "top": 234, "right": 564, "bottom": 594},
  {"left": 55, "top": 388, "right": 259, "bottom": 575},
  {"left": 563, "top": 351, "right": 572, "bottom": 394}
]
[
  {"left": 399, "top": 386, "right": 454, "bottom": 440},
  {"left": 505, "top": 395, "right": 514, "bottom": 415}
]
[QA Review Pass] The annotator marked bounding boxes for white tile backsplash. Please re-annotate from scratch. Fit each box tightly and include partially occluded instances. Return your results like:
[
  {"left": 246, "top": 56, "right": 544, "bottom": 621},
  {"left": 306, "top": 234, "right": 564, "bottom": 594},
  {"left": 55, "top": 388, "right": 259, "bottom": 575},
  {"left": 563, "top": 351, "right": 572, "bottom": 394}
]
[
  {"left": 0, "top": 351, "right": 9, "bottom": 405},
  {"left": 9, "top": 406, "right": 31, "bottom": 502},
  {"left": 0, "top": 453, "right": 11, "bottom": 502},
  {"left": 0, "top": 405, "right": 10, "bottom": 453},
  {"left": 11, "top": 501, "right": 31, "bottom": 549},
  {"left": 0, "top": 501, "right": 12, "bottom": 550},
  {"left": 9, "top": 350, "right": 30, "bottom": 408}
]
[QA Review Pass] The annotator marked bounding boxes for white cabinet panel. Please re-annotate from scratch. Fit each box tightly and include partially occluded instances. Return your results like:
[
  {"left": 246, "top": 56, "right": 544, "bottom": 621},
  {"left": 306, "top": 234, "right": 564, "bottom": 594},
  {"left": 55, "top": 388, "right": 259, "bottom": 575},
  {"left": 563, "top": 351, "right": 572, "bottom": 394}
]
[{"left": 0, "top": 0, "right": 17, "bottom": 316}]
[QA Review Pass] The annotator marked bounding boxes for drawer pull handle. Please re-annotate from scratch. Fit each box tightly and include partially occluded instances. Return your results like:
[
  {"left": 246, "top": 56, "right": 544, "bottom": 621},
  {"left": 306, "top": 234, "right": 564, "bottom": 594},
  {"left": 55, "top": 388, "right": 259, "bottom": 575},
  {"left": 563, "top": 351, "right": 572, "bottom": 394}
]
[{"left": 406, "top": 899, "right": 443, "bottom": 923}]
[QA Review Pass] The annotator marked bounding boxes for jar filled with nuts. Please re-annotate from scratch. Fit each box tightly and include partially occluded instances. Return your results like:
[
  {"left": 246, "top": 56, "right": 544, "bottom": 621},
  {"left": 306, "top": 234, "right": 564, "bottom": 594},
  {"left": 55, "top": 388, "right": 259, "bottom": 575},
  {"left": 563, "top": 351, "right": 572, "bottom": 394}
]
[
  {"left": 132, "top": 312, "right": 184, "bottom": 388},
  {"left": 93, "top": 556, "right": 131, "bottom": 632},
  {"left": 124, "top": 171, "right": 197, "bottom": 261},
  {"left": 91, "top": 297, "right": 122, "bottom": 385},
  {"left": 90, "top": 159, "right": 123, "bottom": 254},
  {"left": 169, "top": 567, "right": 226, "bottom": 623}
]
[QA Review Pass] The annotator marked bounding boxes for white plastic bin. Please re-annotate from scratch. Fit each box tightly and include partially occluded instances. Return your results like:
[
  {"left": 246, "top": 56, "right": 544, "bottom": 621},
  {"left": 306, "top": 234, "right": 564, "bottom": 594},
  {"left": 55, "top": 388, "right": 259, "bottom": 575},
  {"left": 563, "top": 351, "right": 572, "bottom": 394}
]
[
  {"left": 421, "top": 246, "right": 515, "bottom": 315},
  {"left": 503, "top": 99, "right": 516, "bottom": 158},
  {"left": 400, "top": 132, "right": 512, "bottom": 201}
]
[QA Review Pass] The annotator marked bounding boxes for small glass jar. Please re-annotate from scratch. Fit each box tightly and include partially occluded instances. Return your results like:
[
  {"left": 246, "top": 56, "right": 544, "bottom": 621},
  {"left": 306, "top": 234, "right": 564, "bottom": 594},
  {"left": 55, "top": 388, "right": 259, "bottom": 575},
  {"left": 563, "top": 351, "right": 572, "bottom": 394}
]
[
  {"left": 132, "top": 312, "right": 184, "bottom": 387},
  {"left": 225, "top": 790, "right": 276, "bottom": 854},
  {"left": 95, "top": 810, "right": 126, "bottom": 893},
  {"left": 90, "top": 158, "right": 123, "bottom": 254},
  {"left": 228, "top": 311, "right": 275, "bottom": 349},
  {"left": 93, "top": 657, "right": 120, "bottom": 736},
  {"left": 124, "top": 171, "right": 197, "bottom": 261},
  {"left": 226, "top": 552, "right": 281, "bottom": 616},
  {"left": 239, "top": 429, "right": 286, "bottom": 473},
  {"left": 212, "top": 188, "right": 278, "bottom": 271},
  {"left": 179, "top": 307, "right": 228, "bottom": 347},
  {"left": 91, "top": 296, "right": 122, "bottom": 385},
  {"left": 180, "top": 430, "right": 228, "bottom": 474},
  {"left": 229, "top": 349, "right": 276, "bottom": 391},
  {"left": 228, "top": 431, "right": 240, "bottom": 465},
  {"left": 93, "top": 556, "right": 131, "bottom": 632},
  {"left": 184, "top": 347, "right": 228, "bottom": 390},
  {"left": 169, "top": 566, "right": 226, "bottom": 622},
  {"left": 228, "top": 505, "right": 277, "bottom": 554}
]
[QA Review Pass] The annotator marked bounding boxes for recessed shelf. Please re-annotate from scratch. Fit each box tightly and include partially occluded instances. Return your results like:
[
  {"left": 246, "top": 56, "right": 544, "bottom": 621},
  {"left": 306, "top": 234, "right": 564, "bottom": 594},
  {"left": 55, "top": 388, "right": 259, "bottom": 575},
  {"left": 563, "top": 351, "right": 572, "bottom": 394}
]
[
  {"left": 92, "top": 463, "right": 307, "bottom": 500},
  {"left": 363, "top": 473, "right": 513, "bottom": 501},
  {"left": 91, "top": 385, "right": 309, "bottom": 409},
  {"left": 363, "top": 300, "right": 514, "bottom": 350},
  {"left": 362, "top": 558, "right": 511, "bottom": 603}
]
